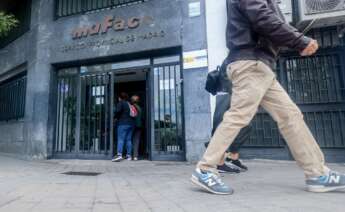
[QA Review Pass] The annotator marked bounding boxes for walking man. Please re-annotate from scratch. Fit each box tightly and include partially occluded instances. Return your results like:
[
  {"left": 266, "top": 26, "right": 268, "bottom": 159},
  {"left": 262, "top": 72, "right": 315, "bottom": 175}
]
[{"left": 191, "top": 0, "right": 345, "bottom": 195}]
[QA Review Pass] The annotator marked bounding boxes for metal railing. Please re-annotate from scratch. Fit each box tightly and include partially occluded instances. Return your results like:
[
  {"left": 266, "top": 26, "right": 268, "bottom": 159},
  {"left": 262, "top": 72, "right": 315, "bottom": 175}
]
[
  {"left": 56, "top": 0, "right": 147, "bottom": 18},
  {"left": 245, "top": 27, "right": 345, "bottom": 148}
]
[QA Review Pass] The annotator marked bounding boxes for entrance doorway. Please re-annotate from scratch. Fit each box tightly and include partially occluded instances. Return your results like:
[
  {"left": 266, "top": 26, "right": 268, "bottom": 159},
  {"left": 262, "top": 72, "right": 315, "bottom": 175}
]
[
  {"left": 113, "top": 69, "right": 149, "bottom": 159},
  {"left": 53, "top": 55, "right": 185, "bottom": 161}
]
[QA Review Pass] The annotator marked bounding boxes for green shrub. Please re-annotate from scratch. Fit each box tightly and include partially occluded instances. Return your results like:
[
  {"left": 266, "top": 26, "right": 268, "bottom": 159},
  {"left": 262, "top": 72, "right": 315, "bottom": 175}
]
[{"left": 0, "top": 12, "right": 18, "bottom": 37}]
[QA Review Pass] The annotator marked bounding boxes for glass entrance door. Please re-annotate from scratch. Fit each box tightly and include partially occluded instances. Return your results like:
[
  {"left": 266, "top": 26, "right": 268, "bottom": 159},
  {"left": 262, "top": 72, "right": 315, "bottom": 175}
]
[
  {"left": 151, "top": 57, "right": 185, "bottom": 161},
  {"left": 79, "top": 73, "right": 112, "bottom": 157},
  {"left": 54, "top": 55, "right": 186, "bottom": 160},
  {"left": 54, "top": 70, "right": 112, "bottom": 159}
]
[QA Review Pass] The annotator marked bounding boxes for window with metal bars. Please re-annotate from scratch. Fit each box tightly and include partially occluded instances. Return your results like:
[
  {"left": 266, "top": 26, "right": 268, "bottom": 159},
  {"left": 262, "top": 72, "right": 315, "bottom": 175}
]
[
  {"left": 56, "top": 0, "right": 147, "bottom": 18},
  {"left": 0, "top": 72, "right": 27, "bottom": 121},
  {"left": 243, "top": 27, "right": 345, "bottom": 149}
]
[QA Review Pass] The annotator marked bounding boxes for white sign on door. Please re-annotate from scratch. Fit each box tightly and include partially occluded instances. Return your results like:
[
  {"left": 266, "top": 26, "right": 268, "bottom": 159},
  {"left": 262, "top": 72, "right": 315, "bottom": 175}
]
[{"left": 159, "top": 79, "right": 175, "bottom": 90}]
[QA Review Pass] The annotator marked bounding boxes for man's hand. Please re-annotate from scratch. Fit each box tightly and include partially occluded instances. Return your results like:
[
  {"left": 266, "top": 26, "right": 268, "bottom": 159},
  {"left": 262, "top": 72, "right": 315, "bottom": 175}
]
[{"left": 300, "top": 39, "right": 319, "bottom": 56}]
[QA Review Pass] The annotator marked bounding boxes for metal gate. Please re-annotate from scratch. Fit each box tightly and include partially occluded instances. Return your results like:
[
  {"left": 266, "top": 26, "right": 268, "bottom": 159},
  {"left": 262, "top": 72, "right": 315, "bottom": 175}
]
[
  {"left": 150, "top": 57, "right": 185, "bottom": 161},
  {"left": 54, "top": 68, "right": 79, "bottom": 154},
  {"left": 79, "top": 73, "right": 111, "bottom": 157},
  {"left": 54, "top": 55, "right": 186, "bottom": 160},
  {"left": 54, "top": 69, "right": 112, "bottom": 159},
  {"left": 245, "top": 27, "right": 345, "bottom": 149}
]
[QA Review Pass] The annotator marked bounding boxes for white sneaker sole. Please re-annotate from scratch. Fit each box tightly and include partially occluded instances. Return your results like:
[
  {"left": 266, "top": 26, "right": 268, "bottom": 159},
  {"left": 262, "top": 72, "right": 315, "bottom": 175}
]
[
  {"left": 191, "top": 175, "right": 233, "bottom": 195},
  {"left": 306, "top": 185, "right": 345, "bottom": 193}
]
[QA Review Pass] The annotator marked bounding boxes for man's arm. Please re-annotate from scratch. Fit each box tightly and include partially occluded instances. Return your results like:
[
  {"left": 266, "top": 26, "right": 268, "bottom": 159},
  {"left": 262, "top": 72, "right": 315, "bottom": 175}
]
[{"left": 239, "top": 0, "right": 310, "bottom": 52}]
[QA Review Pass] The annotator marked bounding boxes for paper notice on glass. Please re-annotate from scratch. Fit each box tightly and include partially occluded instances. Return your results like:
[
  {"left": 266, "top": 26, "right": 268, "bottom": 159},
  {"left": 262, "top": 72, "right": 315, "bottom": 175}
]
[{"left": 159, "top": 79, "right": 175, "bottom": 90}]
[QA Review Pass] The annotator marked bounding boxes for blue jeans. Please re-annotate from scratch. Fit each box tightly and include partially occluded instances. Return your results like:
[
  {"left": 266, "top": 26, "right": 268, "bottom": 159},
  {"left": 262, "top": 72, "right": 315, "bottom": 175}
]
[{"left": 117, "top": 125, "right": 134, "bottom": 157}]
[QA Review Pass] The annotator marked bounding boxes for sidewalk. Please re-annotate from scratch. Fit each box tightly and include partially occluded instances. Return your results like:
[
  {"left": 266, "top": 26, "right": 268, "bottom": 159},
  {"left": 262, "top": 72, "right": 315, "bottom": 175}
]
[{"left": 0, "top": 154, "right": 344, "bottom": 212}]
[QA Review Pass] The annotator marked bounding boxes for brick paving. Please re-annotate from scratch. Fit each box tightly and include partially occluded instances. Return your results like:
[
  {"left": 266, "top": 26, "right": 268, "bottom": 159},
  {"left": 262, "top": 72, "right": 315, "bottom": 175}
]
[{"left": 0, "top": 154, "right": 344, "bottom": 212}]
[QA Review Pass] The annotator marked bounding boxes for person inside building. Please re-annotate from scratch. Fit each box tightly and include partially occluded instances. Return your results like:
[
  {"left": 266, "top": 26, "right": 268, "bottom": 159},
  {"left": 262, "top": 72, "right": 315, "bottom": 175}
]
[
  {"left": 191, "top": 0, "right": 345, "bottom": 195},
  {"left": 131, "top": 95, "right": 143, "bottom": 161},
  {"left": 112, "top": 92, "right": 135, "bottom": 162}
]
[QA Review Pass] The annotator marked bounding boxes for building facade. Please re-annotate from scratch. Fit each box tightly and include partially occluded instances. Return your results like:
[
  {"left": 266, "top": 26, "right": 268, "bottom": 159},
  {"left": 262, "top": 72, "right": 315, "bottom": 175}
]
[
  {"left": 206, "top": 0, "right": 345, "bottom": 162},
  {"left": 0, "top": 0, "right": 212, "bottom": 161},
  {"left": 1, "top": 0, "right": 345, "bottom": 163}
]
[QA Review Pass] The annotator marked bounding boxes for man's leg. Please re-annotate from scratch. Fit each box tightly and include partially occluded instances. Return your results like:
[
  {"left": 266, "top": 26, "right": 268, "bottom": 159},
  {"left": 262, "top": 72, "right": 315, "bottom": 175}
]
[
  {"left": 258, "top": 73, "right": 345, "bottom": 192},
  {"left": 259, "top": 77, "right": 329, "bottom": 178},
  {"left": 206, "top": 92, "right": 247, "bottom": 173},
  {"left": 197, "top": 60, "right": 276, "bottom": 173},
  {"left": 226, "top": 125, "right": 251, "bottom": 171}
]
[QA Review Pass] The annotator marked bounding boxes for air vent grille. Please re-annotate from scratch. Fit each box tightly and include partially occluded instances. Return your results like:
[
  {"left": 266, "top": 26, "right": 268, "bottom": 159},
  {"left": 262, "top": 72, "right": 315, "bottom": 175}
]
[{"left": 305, "top": 0, "right": 344, "bottom": 14}]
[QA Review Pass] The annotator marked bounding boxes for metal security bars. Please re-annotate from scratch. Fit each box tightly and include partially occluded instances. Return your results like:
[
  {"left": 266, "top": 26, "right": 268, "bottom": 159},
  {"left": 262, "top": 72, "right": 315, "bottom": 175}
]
[
  {"left": 55, "top": 69, "right": 78, "bottom": 153},
  {"left": 247, "top": 114, "right": 285, "bottom": 147},
  {"left": 54, "top": 55, "right": 185, "bottom": 160},
  {"left": 153, "top": 63, "right": 184, "bottom": 156},
  {"left": 79, "top": 74, "right": 111, "bottom": 155},
  {"left": 0, "top": 74, "right": 27, "bottom": 121},
  {"left": 285, "top": 53, "right": 344, "bottom": 104},
  {"left": 305, "top": 111, "right": 345, "bottom": 148},
  {"left": 56, "top": 0, "right": 147, "bottom": 18},
  {"left": 245, "top": 27, "right": 345, "bottom": 149}
]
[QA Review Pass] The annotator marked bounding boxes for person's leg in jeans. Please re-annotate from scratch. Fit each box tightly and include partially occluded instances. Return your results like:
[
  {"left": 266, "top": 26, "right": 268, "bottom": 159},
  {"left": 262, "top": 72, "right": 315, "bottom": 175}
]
[
  {"left": 124, "top": 125, "right": 134, "bottom": 160},
  {"left": 133, "top": 128, "right": 142, "bottom": 160},
  {"left": 112, "top": 125, "right": 127, "bottom": 162}
]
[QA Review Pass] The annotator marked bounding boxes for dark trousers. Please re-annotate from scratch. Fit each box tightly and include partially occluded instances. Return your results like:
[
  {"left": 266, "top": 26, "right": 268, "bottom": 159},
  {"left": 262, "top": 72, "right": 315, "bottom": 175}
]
[
  {"left": 211, "top": 93, "right": 252, "bottom": 153},
  {"left": 133, "top": 128, "right": 142, "bottom": 158}
]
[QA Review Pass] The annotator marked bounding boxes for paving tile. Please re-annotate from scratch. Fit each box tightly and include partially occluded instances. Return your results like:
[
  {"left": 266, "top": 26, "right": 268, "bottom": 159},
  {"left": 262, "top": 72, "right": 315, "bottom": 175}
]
[{"left": 0, "top": 155, "right": 345, "bottom": 212}]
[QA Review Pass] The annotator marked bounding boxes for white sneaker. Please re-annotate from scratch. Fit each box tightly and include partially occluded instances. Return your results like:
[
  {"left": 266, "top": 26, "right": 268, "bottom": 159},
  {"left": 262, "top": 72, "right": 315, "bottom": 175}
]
[
  {"left": 111, "top": 155, "right": 123, "bottom": 162},
  {"left": 127, "top": 156, "right": 132, "bottom": 161},
  {"left": 133, "top": 157, "right": 138, "bottom": 161}
]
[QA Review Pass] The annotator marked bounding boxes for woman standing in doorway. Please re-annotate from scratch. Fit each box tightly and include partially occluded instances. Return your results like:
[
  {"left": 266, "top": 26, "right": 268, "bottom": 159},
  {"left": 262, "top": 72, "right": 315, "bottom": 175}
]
[
  {"left": 131, "top": 95, "right": 143, "bottom": 161},
  {"left": 112, "top": 92, "right": 135, "bottom": 162}
]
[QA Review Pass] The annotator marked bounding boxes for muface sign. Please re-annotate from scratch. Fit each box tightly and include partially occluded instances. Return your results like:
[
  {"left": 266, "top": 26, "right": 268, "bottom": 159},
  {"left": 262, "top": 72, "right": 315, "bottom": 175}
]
[{"left": 72, "top": 15, "right": 154, "bottom": 39}]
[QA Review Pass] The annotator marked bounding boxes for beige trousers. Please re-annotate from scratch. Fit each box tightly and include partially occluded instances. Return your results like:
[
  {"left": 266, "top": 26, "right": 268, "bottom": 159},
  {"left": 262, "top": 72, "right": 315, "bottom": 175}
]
[{"left": 198, "top": 60, "right": 329, "bottom": 178}]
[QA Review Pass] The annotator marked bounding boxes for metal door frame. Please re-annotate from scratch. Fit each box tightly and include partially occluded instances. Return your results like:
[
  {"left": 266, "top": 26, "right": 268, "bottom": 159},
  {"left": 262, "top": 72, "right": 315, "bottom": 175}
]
[
  {"left": 149, "top": 58, "right": 186, "bottom": 161},
  {"left": 53, "top": 55, "right": 186, "bottom": 160}
]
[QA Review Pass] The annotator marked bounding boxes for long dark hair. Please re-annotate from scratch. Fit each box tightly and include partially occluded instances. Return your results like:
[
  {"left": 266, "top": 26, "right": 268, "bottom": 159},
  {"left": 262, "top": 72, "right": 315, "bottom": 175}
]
[{"left": 119, "top": 92, "right": 129, "bottom": 101}]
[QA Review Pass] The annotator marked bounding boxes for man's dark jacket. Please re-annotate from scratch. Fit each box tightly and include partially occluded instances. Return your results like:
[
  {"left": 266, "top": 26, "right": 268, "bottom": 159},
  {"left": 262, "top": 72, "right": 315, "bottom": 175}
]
[{"left": 226, "top": 0, "right": 311, "bottom": 69}]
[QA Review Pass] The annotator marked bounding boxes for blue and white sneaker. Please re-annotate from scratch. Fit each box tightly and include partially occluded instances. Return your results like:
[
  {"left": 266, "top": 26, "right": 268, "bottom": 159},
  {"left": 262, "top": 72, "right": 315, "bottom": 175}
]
[
  {"left": 191, "top": 168, "right": 234, "bottom": 195},
  {"left": 306, "top": 171, "right": 345, "bottom": 193}
]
